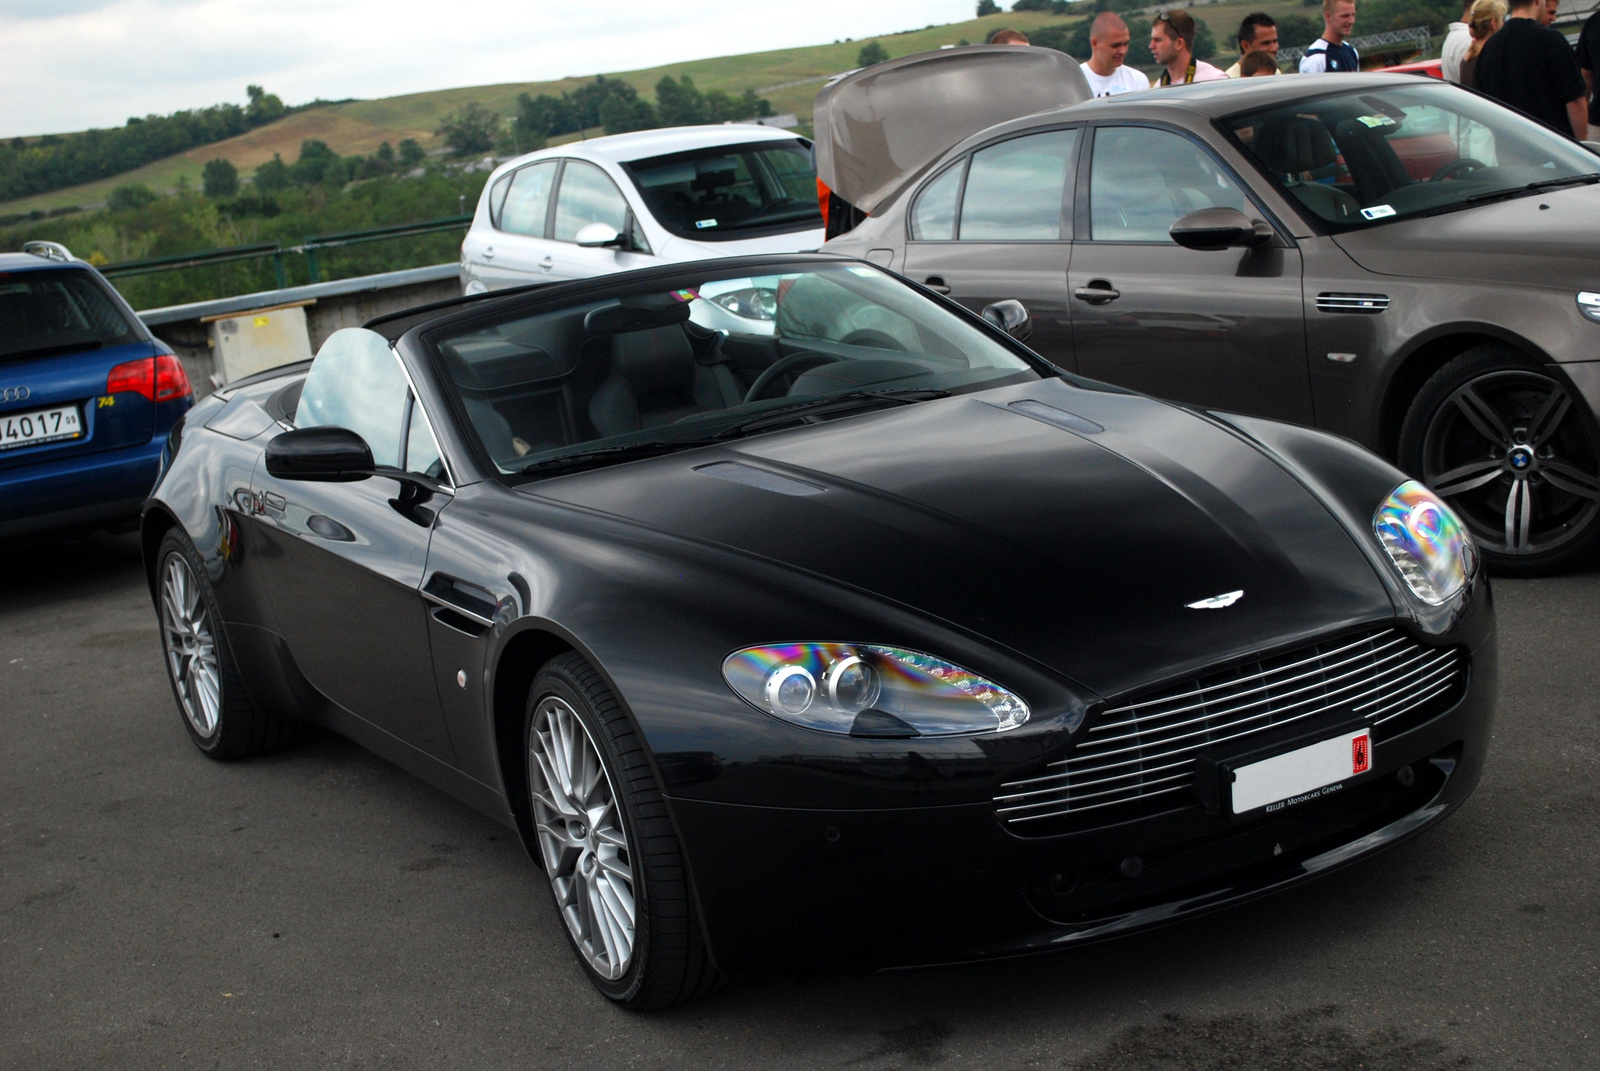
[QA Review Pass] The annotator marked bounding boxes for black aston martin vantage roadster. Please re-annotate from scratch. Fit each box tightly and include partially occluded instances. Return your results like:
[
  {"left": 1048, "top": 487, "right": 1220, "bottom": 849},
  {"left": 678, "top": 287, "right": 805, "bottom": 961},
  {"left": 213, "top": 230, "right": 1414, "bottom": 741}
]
[{"left": 143, "top": 255, "right": 1495, "bottom": 1009}]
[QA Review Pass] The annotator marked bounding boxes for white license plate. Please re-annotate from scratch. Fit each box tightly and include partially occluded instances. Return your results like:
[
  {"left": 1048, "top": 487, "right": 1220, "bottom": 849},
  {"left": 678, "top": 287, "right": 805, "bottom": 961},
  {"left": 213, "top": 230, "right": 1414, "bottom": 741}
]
[
  {"left": 1231, "top": 728, "right": 1372, "bottom": 814},
  {"left": 0, "top": 404, "right": 82, "bottom": 451}
]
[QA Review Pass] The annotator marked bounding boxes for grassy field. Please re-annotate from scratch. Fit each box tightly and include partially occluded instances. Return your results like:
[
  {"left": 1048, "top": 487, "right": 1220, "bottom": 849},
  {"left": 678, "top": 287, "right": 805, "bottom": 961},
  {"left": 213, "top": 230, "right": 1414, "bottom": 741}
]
[{"left": 2, "top": 3, "right": 1326, "bottom": 216}]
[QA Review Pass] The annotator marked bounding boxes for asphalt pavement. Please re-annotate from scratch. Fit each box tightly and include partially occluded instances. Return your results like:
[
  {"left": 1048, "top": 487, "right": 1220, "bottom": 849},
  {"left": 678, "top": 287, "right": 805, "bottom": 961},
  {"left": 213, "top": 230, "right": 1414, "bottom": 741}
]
[{"left": 2, "top": 533, "right": 1596, "bottom": 1070}]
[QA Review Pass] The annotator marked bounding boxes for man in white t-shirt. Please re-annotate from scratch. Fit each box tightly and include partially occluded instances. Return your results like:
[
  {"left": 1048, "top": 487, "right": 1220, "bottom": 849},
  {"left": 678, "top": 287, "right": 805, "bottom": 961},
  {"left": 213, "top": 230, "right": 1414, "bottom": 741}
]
[
  {"left": 1441, "top": 0, "right": 1474, "bottom": 81},
  {"left": 1080, "top": 13, "right": 1149, "bottom": 96}
]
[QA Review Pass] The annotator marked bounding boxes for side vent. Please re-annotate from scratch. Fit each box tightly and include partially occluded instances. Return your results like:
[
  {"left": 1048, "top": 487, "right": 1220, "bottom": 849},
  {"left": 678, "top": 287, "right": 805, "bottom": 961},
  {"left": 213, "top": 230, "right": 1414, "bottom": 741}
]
[{"left": 1317, "top": 292, "right": 1390, "bottom": 314}]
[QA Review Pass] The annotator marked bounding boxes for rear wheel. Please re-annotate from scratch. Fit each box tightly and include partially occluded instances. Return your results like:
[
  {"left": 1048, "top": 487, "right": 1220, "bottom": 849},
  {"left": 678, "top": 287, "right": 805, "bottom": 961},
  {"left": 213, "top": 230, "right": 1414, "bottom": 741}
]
[
  {"left": 524, "top": 653, "right": 724, "bottom": 1009},
  {"left": 156, "top": 527, "right": 309, "bottom": 759},
  {"left": 1399, "top": 345, "right": 1600, "bottom": 576}
]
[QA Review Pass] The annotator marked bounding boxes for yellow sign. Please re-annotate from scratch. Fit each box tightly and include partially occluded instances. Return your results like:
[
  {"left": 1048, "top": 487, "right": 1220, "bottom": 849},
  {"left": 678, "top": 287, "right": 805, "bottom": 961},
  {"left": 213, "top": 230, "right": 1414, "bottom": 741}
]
[{"left": 254, "top": 315, "right": 271, "bottom": 327}]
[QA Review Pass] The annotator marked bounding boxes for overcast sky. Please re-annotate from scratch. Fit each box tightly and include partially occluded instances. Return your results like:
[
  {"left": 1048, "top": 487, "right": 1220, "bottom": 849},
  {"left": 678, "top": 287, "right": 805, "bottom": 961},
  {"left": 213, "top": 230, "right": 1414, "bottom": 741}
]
[{"left": 1, "top": 0, "right": 983, "bottom": 137}]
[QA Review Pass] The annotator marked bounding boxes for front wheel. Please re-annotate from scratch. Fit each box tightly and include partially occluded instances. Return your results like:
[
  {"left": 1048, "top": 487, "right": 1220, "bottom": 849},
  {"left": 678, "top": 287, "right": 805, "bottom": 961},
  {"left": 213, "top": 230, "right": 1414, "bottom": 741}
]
[
  {"left": 1398, "top": 345, "right": 1600, "bottom": 576},
  {"left": 524, "top": 653, "right": 724, "bottom": 1009}
]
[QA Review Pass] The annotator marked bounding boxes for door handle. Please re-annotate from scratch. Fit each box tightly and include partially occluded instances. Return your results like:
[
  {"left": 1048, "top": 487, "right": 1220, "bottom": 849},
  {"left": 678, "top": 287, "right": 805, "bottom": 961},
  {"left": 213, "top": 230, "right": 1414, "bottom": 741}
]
[
  {"left": 1074, "top": 282, "right": 1121, "bottom": 305},
  {"left": 482, "top": 246, "right": 494, "bottom": 260},
  {"left": 923, "top": 276, "right": 952, "bottom": 295},
  {"left": 539, "top": 256, "right": 555, "bottom": 271}
]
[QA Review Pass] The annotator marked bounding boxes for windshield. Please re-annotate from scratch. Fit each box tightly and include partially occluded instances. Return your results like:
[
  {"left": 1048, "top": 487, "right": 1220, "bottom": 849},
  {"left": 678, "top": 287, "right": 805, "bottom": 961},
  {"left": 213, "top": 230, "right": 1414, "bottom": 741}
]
[
  {"left": 0, "top": 267, "right": 141, "bottom": 362},
  {"left": 623, "top": 139, "right": 823, "bottom": 241},
  {"left": 1224, "top": 82, "right": 1600, "bottom": 231},
  {"left": 427, "top": 263, "right": 1041, "bottom": 477}
]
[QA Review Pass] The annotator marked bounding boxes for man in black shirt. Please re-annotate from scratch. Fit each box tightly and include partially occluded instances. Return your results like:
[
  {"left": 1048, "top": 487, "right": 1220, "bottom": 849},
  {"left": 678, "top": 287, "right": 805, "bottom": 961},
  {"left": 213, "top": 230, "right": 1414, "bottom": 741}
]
[
  {"left": 1476, "top": 0, "right": 1588, "bottom": 140},
  {"left": 1579, "top": 8, "right": 1600, "bottom": 128}
]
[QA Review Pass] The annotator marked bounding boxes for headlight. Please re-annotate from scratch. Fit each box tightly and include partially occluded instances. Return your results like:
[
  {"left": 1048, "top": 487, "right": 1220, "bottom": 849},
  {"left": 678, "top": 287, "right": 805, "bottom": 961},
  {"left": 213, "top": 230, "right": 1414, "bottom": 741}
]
[
  {"left": 1577, "top": 292, "right": 1600, "bottom": 324},
  {"left": 1373, "top": 480, "right": 1476, "bottom": 604},
  {"left": 723, "top": 643, "right": 1030, "bottom": 737}
]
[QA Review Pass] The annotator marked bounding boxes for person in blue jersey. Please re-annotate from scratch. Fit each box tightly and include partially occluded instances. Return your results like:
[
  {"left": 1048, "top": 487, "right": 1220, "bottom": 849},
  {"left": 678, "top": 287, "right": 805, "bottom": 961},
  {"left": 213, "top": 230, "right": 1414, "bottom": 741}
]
[{"left": 1300, "top": 0, "right": 1360, "bottom": 72}]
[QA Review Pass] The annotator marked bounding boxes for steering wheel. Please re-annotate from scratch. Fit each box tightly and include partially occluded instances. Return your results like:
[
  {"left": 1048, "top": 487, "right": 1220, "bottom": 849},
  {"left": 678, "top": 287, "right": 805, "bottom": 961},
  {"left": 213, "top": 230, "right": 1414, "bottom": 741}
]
[
  {"left": 1430, "top": 157, "right": 1487, "bottom": 182},
  {"left": 840, "top": 329, "right": 906, "bottom": 350},
  {"left": 743, "top": 352, "right": 842, "bottom": 403}
]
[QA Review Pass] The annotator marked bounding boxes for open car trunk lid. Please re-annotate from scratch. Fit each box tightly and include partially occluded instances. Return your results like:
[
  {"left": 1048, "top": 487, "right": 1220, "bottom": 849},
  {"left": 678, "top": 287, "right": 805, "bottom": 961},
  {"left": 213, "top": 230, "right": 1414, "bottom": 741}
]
[{"left": 814, "top": 45, "right": 1091, "bottom": 219}]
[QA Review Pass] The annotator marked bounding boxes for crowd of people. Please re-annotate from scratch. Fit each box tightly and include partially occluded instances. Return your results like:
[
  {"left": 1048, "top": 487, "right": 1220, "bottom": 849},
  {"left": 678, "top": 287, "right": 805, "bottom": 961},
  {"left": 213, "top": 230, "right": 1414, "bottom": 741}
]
[{"left": 989, "top": 0, "right": 1600, "bottom": 142}]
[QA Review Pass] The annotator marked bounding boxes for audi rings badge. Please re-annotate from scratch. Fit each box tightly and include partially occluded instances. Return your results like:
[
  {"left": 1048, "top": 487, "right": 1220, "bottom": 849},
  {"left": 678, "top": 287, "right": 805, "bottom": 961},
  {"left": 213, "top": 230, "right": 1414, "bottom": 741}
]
[{"left": 0, "top": 386, "right": 32, "bottom": 403}]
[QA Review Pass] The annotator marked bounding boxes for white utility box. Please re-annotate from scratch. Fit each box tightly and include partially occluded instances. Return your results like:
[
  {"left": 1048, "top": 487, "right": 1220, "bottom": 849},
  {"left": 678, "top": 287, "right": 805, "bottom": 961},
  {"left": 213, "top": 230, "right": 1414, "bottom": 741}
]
[{"left": 204, "top": 300, "right": 314, "bottom": 386}]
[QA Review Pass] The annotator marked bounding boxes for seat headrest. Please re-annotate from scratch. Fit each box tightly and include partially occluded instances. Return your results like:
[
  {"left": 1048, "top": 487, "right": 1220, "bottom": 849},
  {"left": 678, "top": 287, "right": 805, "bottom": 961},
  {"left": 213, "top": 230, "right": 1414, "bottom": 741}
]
[
  {"left": 612, "top": 327, "right": 695, "bottom": 396},
  {"left": 1255, "top": 117, "right": 1338, "bottom": 174},
  {"left": 584, "top": 298, "right": 691, "bottom": 337}
]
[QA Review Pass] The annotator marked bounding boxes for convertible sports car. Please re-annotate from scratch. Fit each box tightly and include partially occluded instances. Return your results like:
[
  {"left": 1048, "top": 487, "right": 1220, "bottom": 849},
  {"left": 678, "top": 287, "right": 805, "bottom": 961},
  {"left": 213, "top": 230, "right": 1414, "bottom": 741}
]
[{"left": 143, "top": 254, "right": 1495, "bottom": 1009}]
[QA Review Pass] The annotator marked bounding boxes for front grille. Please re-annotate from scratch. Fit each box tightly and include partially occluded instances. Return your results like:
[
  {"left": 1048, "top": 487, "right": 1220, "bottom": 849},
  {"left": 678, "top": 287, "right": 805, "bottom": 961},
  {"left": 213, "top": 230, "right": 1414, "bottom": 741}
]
[
  {"left": 995, "top": 629, "right": 1463, "bottom": 831},
  {"left": 1317, "top": 292, "right": 1390, "bottom": 314}
]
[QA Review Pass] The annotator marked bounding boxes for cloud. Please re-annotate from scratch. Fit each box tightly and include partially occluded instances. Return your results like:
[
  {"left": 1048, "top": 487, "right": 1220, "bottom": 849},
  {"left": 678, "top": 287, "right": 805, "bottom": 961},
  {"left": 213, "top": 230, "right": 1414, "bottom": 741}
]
[{"left": 0, "top": 0, "right": 979, "bottom": 136}]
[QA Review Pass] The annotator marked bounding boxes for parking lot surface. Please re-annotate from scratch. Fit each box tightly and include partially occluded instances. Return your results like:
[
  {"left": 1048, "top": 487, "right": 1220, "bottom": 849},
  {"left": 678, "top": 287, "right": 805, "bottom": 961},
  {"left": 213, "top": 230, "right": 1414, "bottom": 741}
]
[{"left": 2, "top": 533, "right": 1596, "bottom": 1070}]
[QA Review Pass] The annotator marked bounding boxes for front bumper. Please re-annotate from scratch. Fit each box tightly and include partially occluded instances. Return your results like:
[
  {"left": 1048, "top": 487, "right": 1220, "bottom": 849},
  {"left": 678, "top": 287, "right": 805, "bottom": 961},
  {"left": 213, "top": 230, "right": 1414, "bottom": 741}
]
[{"left": 668, "top": 628, "right": 1497, "bottom": 975}]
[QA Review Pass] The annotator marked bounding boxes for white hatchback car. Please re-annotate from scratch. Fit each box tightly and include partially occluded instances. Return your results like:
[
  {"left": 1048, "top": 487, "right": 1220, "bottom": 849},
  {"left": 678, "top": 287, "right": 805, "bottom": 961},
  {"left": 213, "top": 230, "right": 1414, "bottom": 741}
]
[{"left": 460, "top": 126, "right": 825, "bottom": 294}]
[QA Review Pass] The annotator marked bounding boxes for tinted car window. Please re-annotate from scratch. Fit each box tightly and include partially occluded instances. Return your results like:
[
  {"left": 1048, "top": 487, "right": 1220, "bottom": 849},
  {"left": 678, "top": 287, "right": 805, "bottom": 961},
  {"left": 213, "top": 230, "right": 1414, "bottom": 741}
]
[
  {"left": 960, "top": 129, "right": 1077, "bottom": 241},
  {"left": 294, "top": 328, "right": 409, "bottom": 468},
  {"left": 405, "top": 398, "right": 445, "bottom": 480},
  {"left": 910, "top": 163, "right": 962, "bottom": 241},
  {"left": 499, "top": 161, "right": 558, "bottom": 237},
  {"left": 626, "top": 140, "right": 823, "bottom": 241},
  {"left": 1224, "top": 82, "right": 1600, "bottom": 231},
  {"left": 553, "top": 161, "right": 630, "bottom": 242},
  {"left": 0, "top": 268, "right": 140, "bottom": 362},
  {"left": 1090, "top": 127, "right": 1249, "bottom": 243}
]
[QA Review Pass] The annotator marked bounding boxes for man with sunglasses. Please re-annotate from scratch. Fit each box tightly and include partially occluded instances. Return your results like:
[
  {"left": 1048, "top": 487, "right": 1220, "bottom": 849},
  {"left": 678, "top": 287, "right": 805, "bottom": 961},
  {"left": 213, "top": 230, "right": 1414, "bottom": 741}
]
[{"left": 1150, "top": 10, "right": 1229, "bottom": 85}]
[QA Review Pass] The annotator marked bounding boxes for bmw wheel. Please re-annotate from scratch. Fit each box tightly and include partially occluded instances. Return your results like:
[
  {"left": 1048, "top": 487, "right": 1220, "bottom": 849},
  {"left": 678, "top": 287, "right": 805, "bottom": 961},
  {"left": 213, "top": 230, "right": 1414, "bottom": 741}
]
[
  {"left": 1400, "top": 345, "right": 1600, "bottom": 576},
  {"left": 156, "top": 527, "right": 309, "bottom": 759},
  {"left": 525, "top": 652, "right": 724, "bottom": 1009}
]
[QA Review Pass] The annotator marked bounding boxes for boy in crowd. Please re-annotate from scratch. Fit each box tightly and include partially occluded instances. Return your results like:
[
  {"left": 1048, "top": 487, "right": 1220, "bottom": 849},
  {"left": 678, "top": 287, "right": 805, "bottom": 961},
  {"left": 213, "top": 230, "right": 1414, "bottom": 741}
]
[
  {"left": 1300, "top": 0, "right": 1360, "bottom": 72},
  {"left": 1240, "top": 52, "right": 1281, "bottom": 76}
]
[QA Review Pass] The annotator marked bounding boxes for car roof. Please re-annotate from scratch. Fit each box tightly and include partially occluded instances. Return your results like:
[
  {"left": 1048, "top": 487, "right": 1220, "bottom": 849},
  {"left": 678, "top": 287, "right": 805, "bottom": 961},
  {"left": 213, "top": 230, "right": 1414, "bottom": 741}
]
[
  {"left": 1063, "top": 71, "right": 1442, "bottom": 120},
  {"left": 0, "top": 252, "right": 85, "bottom": 273},
  {"left": 498, "top": 124, "right": 804, "bottom": 172}
]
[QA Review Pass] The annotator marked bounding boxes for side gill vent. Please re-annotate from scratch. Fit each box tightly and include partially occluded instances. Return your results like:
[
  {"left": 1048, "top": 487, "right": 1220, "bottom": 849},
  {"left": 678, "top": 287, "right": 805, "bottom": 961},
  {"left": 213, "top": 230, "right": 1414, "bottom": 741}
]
[
  {"left": 1317, "top": 293, "right": 1390, "bottom": 314},
  {"left": 694, "top": 461, "right": 825, "bottom": 497}
]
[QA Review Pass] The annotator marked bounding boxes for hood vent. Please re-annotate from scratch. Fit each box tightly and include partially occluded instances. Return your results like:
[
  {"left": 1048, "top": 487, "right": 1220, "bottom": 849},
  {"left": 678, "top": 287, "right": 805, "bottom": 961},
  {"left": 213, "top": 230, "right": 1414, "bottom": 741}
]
[
  {"left": 694, "top": 461, "right": 825, "bottom": 497},
  {"left": 1317, "top": 292, "right": 1390, "bottom": 314}
]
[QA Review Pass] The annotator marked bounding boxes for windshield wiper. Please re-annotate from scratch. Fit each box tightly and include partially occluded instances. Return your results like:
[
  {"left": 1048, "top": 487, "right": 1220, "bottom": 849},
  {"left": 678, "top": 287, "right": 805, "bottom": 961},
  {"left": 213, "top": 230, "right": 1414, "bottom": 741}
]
[
  {"left": 712, "top": 389, "right": 951, "bottom": 438},
  {"left": 1465, "top": 172, "right": 1600, "bottom": 204},
  {"left": 512, "top": 437, "right": 724, "bottom": 476}
]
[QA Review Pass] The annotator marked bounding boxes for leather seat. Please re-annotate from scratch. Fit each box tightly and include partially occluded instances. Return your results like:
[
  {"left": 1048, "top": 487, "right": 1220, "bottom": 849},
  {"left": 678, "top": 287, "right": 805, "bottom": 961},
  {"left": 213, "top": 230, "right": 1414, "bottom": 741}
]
[
  {"left": 1255, "top": 117, "right": 1362, "bottom": 222},
  {"left": 587, "top": 326, "right": 744, "bottom": 437}
]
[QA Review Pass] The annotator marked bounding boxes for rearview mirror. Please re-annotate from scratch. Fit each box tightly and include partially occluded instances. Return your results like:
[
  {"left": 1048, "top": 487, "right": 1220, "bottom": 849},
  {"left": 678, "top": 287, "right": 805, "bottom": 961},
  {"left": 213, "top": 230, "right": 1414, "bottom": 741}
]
[
  {"left": 981, "top": 299, "right": 1033, "bottom": 342},
  {"left": 265, "top": 426, "right": 375, "bottom": 482},
  {"left": 1170, "top": 208, "right": 1273, "bottom": 251},
  {"left": 574, "top": 222, "right": 624, "bottom": 248}
]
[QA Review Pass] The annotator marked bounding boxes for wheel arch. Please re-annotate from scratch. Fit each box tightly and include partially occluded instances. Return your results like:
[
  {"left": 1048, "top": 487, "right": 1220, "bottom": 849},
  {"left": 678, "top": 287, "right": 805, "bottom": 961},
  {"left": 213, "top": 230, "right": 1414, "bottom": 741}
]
[
  {"left": 490, "top": 625, "right": 577, "bottom": 855},
  {"left": 139, "top": 505, "right": 180, "bottom": 604},
  {"left": 1378, "top": 328, "right": 1556, "bottom": 461}
]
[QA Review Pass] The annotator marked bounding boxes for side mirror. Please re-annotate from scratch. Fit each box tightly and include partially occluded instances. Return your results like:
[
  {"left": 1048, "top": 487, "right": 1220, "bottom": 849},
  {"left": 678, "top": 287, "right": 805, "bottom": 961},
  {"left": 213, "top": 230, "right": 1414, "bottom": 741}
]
[
  {"left": 574, "top": 222, "right": 624, "bottom": 248},
  {"left": 1170, "top": 207, "right": 1274, "bottom": 251},
  {"left": 981, "top": 299, "right": 1033, "bottom": 342},
  {"left": 265, "top": 426, "right": 375, "bottom": 482}
]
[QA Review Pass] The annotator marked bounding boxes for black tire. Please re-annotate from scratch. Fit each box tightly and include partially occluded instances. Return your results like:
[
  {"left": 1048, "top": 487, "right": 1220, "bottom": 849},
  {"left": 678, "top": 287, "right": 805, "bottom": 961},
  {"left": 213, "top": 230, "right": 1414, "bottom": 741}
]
[
  {"left": 155, "top": 527, "right": 310, "bottom": 760},
  {"left": 1398, "top": 344, "right": 1600, "bottom": 576},
  {"left": 524, "top": 652, "right": 725, "bottom": 1010}
]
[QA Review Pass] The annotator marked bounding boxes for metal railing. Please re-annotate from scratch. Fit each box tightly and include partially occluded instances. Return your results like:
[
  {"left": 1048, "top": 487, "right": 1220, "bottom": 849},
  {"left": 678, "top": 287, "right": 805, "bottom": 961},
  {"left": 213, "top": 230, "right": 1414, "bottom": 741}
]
[
  {"left": 100, "top": 213, "right": 472, "bottom": 288},
  {"left": 1279, "top": 25, "right": 1433, "bottom": 65}
]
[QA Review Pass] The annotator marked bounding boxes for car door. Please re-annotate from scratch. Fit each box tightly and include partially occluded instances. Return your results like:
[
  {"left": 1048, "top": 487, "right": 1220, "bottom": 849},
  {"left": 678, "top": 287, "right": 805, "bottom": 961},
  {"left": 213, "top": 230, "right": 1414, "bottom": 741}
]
[
  {"left": 546, "top": 159, "right": 655, "bottom": 280},
  {"left": 900, "top": 127, "right": 1080, "bottom": 372},
  {"left": 1067, "top": 124, "right": 1313, "bottom": 424},
  {"left": 249, "top": 329, "right": 457, "bottom": 763},
  {"left": 473, "top": 160, "right": 560, "bottom": 289}
]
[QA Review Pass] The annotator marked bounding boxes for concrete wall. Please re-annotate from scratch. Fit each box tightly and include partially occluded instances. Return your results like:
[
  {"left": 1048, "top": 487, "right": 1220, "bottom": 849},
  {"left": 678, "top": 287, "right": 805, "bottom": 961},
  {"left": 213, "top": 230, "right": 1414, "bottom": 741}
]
[{"left": 138, "top": 264, "right": 461, "bottom": 398}]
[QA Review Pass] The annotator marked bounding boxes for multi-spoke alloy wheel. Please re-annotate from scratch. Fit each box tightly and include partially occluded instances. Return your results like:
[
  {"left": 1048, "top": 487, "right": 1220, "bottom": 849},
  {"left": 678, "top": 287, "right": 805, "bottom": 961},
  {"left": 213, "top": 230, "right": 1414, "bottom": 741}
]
[
  {"left": 528, "top": 695, "right": 637, "bottom": 981},
  {"left": 1402, "top": 347, "right": 1600, "bottom": 575},
  {"left": 161, "top": 552, "right": 222, "bottom": 740}
]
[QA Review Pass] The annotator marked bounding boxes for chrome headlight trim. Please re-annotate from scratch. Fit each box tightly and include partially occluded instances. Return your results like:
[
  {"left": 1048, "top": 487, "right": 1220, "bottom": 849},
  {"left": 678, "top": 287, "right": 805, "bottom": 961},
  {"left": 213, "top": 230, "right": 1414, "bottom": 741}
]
[{"left": 1373, "top": 480, "right": 1476, "bottom": 605}]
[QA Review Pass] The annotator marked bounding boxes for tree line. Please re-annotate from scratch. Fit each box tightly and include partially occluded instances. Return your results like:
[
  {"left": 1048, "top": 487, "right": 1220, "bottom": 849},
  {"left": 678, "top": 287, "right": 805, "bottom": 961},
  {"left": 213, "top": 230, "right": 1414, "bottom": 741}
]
[{"left": 0, "top": 87, "right": 340, "bottom": 203}]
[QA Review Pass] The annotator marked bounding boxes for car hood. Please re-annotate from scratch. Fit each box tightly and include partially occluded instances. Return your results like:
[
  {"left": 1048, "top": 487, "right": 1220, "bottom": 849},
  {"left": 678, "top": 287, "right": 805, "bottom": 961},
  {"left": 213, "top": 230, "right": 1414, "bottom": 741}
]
[
  {"left": 1332, "top": 183, "right": 1600, "bottom": 285},
  {"left": 526, "top": 379, "right": 1395, "bottom": 700},
  {"left": 814, "top": 45, "right": 1090, "bottom": 215}
]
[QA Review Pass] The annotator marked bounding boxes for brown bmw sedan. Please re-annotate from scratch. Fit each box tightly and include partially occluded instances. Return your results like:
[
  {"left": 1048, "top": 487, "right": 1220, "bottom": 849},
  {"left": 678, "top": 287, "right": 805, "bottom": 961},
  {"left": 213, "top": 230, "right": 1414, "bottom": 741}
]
[{"left": 820, "top": 53, "right": 1600, "bottom": 574}]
